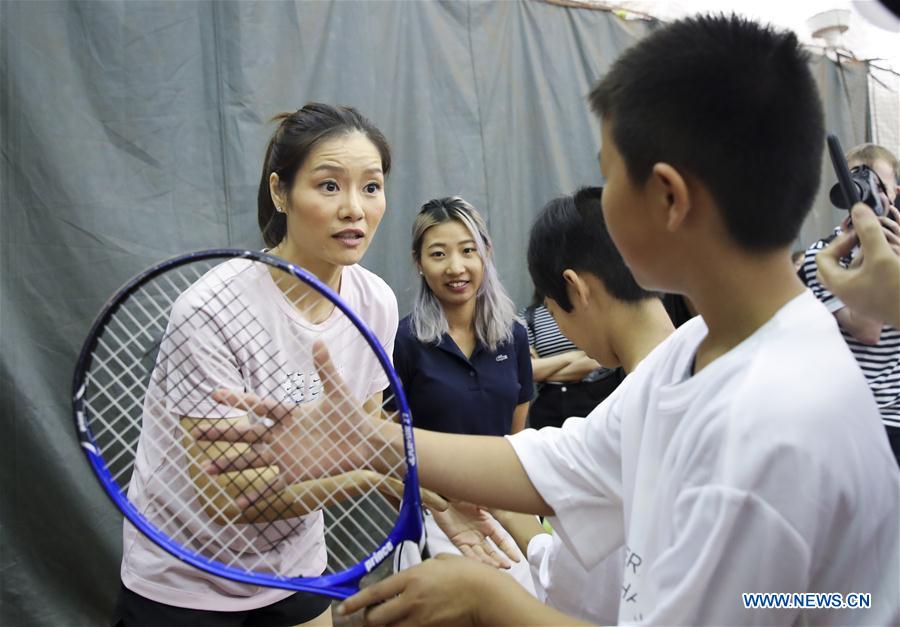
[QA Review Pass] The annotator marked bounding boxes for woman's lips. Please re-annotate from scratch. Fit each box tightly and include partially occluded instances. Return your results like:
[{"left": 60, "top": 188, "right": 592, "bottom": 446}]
[{"left": 333, "top": 230, "right": 365, "bottom": 247}]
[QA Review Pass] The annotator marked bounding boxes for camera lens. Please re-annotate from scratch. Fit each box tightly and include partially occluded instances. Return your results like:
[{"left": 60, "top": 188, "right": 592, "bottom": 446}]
[{"left": 828, "top": 180, "right": 865, "bottom": 209}]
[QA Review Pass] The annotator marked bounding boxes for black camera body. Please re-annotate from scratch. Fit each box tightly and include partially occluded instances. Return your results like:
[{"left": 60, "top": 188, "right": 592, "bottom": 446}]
[{"left": 828, "top": 164, "right": 887, "bottom": 217}]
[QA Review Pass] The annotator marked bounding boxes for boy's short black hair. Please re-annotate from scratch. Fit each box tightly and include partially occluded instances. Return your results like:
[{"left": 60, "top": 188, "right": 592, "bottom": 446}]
[
  {"left": 528, "top": 187, "right": 652, "bottom": 312},
  {"left": 590, "top": 14, "right": 824, "bottom": 251}
]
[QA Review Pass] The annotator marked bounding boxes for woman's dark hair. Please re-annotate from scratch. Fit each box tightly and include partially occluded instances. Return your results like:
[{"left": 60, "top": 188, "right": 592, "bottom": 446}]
[{"left": 257, "top": 103, "right": 392, "bottom": 247}]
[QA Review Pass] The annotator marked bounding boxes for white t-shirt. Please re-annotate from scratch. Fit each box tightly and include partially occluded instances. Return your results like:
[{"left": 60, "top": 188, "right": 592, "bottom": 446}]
[
  {"left": 121, "top": 259, "right": 398, "bottom": 611},
  {"left": 527, "top": 532, "right": 622, "bottom": 624},
  {"left": 509, "top": 291, "right": 899, "bottom": 625}
]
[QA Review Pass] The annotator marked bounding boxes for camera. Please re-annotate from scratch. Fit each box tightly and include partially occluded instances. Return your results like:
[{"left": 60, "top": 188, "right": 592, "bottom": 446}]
[{"left": 828, "top": 164, "right": 888, "bottom": 217}]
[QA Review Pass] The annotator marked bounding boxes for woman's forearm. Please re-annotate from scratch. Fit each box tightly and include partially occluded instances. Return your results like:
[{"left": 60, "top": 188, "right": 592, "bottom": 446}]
[
  {"left": 491, "top": 509, "right": 547, "bottom": 555},
  {"left": 551, "top": 354, "right": 602, "bottom": 381},
  {"left": 531, "top": 352, "right": 575, "bottom": 381},
  {"left": 511, "top": 402, "right": 529, "bottom": 434}
]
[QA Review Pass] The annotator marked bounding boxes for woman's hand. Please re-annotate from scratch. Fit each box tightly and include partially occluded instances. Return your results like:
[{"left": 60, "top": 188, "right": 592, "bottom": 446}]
[
  {"left": 191, "top": 341, "right": 403, "bottom": 503},
  {"left": 431, "top": 502, "right": 521, "bottom": 569}
]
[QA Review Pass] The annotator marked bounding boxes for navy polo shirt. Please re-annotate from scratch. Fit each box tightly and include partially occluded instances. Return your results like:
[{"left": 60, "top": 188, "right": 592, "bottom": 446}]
[{"left": 391, "top": 314, "right": 533, "bottom": 436}]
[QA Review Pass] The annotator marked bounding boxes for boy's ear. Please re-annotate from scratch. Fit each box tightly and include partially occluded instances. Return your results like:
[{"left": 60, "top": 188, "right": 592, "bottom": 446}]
[
  {"left": 650, "top": 163, "right": 691, "bottom": 232},
  {"left": 562, "top": 269, "right": 590, "bottom": 307}
]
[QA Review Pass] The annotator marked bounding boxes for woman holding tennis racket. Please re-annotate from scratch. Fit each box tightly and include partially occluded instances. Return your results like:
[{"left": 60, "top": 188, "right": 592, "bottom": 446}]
[
  {"left": 390, "top": 197, "right": 535, "bottom": 590},
  {"left": 113, "top": 103, "right": 397, "bottom": 626}
]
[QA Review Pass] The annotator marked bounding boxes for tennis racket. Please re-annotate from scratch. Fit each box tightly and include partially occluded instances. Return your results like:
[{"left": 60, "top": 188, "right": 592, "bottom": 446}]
[{"left": 72, "top": 249, "right": 425, "bottom": 600}]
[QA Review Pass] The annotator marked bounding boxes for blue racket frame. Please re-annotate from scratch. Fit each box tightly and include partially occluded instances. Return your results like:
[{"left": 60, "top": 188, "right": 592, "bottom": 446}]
[{"left": 72, "top": 249, "right": 422, "bottom": 600}]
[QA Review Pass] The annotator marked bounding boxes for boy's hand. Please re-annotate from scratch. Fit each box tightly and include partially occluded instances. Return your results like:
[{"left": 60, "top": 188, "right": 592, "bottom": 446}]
[
  {"left": 817, "top": 203, "right": 900, "bottom": 328},
  {"left": 338, "top": 554, "right": 500, "bottom": 626}
]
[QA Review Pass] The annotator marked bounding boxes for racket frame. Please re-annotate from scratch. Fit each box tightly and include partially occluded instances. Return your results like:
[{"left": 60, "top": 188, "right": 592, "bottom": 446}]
[{"left": 72, "top": 248, "right": 422, "bottom": 599}]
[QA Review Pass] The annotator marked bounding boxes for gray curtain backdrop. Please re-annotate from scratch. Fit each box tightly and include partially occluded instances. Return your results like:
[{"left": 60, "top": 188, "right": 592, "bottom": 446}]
[
  {"left": 803, "top": 55, "right": 870, "bottom": 246},
  {"left": 0, "top": 1, "right": 867, "bottom": 625}
]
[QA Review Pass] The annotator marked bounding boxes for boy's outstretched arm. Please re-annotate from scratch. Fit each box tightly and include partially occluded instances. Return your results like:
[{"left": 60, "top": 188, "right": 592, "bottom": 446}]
[
  {"left": 337, "top": 554, "right": 590, "bottom": 626},
  {"left": 196, "top": 341, "right": 553, "bottom": 517},
  {"left": 410, "top": 429, "right": 553, "bottom": 516}
]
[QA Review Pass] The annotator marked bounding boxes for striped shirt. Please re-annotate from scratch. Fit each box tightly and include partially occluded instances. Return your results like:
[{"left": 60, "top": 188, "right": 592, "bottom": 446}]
[
  {"left": 799, "top": 236, "right": 900, "bottom": 429},
  {"left": 522, "top": 304, "right": 577, "bottom": 358},
  {"left": 520, "top": 304, "right": 614, "bottom": 384}
]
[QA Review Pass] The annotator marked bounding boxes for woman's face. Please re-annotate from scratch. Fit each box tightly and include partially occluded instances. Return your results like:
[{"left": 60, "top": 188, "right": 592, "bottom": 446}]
[
  {"left": 417, "top": 220, "right": 485, "bottom": 309},
  {"left": 276, "top": 131, "right": 386, "bottom": 270},
  {"left": 850, "top": 157, "right": 898, "bottom": 209}
]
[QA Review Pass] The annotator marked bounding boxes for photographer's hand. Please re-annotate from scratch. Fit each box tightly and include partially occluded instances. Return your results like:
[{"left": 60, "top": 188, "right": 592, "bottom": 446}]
[
  {"left": 817, "top": 203, "right": 900, "bottom": 328},
  {"left": 880, "top": 204, "right": 900, "bottom": 255}
]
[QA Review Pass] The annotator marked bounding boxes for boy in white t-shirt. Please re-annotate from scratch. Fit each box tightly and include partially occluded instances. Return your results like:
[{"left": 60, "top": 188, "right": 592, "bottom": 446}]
[
  {"left": 493, "top": 186, "right": 674, "bottom": 624},
  {"left": 216, "top": 15, "right": 900, "bottom": 626}
]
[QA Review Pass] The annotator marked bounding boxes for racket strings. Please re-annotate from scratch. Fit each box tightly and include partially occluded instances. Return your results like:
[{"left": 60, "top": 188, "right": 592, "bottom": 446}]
[
  {"left": 85, "top": 269, "right": 205, "bottom": 461},
  {"left": 86, "top": 263, "right": 300, "bottom": 559},
  {"left": 83, "top": 257, "right": 410, "bottom": 579},
  {"left": 156, "top": 314, "right": 382, "bottom": 560}
]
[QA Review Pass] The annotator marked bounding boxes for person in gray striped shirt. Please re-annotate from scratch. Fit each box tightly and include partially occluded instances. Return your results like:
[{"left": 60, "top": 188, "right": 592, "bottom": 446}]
[
  {"left": 521, "top": 294, "right": 624, "bottom": 430},
  {"left": 798, "top": 142, "right": 900, "bottom": 465}
]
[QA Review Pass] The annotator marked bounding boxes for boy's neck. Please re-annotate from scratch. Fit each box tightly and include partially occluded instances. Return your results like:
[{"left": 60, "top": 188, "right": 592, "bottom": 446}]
[
  {"left": 608, "top": 298, "right": 675, "bottom": 374},
  {"left": 686, "top": 250, "right": 805, "bottom": 373}
]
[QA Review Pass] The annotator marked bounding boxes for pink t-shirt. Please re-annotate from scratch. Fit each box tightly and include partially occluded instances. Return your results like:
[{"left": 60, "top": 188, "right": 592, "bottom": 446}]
[{"left": 121, "top": 259, "right": 398, "bottom": 611}]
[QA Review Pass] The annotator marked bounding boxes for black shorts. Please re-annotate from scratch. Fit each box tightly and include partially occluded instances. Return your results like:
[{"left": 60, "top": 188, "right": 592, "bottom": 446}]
[{"left": 111, "top": 582, "right": 332, "bottom": 627}]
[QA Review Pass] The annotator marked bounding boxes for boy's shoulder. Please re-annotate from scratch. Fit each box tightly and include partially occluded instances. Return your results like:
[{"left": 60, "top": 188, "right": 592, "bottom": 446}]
[
  {"left": 724, "top": 291, "right": 867, "bottom": 419},
  {"left": 620, "top": 293, "right": 895, "bottom": 506},
  {"left": 704, "top": 294, "right": 886, "bottom": 469},
  {"left": 630, "top": 292, "right": 878, "bottom": 445}
]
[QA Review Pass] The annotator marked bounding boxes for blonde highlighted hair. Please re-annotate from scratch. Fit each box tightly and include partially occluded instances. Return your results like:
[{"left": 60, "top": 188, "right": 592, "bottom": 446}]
[
  {"left": 846, "top": 143, "right": 898, "bottom": 179},
  {"left": 410, "top": 197, "right": 517, "bottom": 351}
]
